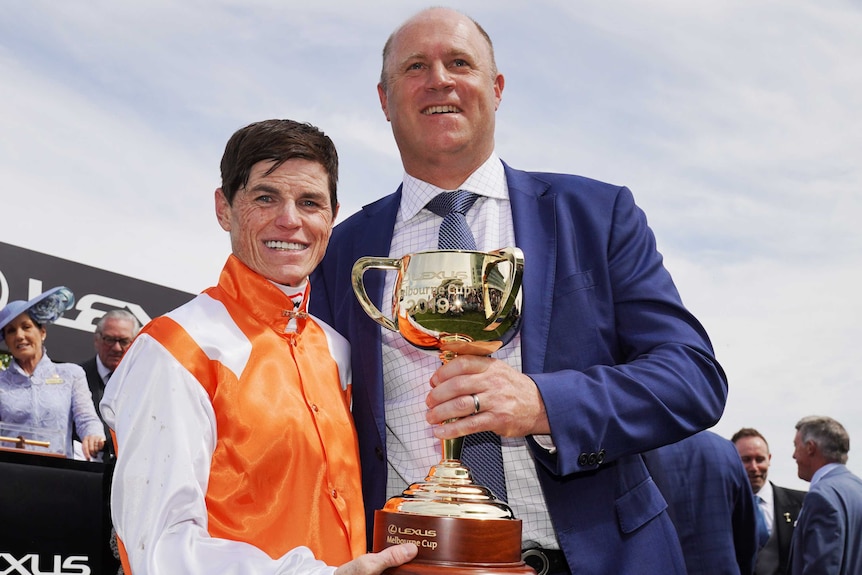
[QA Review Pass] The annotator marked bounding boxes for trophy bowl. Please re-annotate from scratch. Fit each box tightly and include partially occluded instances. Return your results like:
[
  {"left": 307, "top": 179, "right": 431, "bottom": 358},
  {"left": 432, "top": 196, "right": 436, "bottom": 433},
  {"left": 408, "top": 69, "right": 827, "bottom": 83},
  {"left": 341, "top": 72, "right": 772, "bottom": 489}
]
[
  {"left": 352, "top": 248, "right": 523, "bottom": 361},
  {"left": 353, "top": 248, "right": 533, "bottom": 575}
]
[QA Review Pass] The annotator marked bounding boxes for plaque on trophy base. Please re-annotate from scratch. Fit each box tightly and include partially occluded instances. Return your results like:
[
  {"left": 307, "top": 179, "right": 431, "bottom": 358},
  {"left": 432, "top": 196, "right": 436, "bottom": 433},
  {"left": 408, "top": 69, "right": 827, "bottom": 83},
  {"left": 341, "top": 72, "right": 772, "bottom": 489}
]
[
  {"left": 373, "top": 511, "right": 531, "bottom": 575},
  {"left": 371, "top": 458, "right": 533, "bottom": 575}
]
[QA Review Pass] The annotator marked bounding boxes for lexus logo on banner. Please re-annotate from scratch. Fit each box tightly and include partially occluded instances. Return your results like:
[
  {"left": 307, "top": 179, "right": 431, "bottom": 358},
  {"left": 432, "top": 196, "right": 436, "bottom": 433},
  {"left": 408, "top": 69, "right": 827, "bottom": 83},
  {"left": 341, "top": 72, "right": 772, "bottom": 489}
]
[{"left": 0, "top": 241, "right": 195, "bottom": 364}]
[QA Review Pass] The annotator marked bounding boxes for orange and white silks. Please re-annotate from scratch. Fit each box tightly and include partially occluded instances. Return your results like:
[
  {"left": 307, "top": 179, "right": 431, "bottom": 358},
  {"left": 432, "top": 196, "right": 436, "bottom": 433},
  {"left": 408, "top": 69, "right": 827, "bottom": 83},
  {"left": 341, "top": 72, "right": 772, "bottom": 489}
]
[{"left": 101, "top": 255, "right": 365, "bottom": 575}]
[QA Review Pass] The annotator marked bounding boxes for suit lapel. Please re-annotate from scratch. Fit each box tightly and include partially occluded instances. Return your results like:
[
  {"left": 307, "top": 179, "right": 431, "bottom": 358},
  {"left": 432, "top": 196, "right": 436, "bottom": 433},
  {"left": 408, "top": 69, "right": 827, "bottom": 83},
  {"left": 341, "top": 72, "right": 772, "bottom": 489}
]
[
  {"left": 504, "top": 164, "right": 555, "bottom": 374},
  {"left": 84, "top": 358, "right": 104, "bottom": 400},
  {"left": 351, "top": 189, "right": 402, "bottom": 444},
  {"left": 773, "top": 484, "right": 794, "bottom": 566},
  {"left": 353, "top": 190, "right": 402, "bottom": 311},
  {"left": 773, "top": 484, "right": 798, "bottom": 541}
]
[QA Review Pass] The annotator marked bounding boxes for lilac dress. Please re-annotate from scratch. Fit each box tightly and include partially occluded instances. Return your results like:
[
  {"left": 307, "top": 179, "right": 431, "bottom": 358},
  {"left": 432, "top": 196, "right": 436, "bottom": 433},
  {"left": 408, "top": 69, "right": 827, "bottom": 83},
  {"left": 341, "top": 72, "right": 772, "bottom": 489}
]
[{"left": 0, "top": 350, "right": 103, "bottom": 458}]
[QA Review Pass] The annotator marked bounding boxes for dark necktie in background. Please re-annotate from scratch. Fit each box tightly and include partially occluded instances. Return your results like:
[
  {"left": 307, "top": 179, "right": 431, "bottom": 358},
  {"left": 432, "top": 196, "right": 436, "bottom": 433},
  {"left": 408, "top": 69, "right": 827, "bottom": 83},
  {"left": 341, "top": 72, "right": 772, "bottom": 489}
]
[{"left": 426, "top": 190, "right": 508, "bottom": 502}]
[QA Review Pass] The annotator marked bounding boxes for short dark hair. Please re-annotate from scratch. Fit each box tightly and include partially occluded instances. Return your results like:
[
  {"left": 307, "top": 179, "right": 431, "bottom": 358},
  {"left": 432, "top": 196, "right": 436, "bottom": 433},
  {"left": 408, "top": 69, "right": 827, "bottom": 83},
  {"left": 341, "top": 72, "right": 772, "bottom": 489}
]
[
  {"left": 219, "top": 119, "right": 338, "bottom": 210},
  {"left": 796, "top": 416, "right": 850, "bottom": 464},
  {"left": 731, "top": 427, "right": 769, "bottom": 451}
]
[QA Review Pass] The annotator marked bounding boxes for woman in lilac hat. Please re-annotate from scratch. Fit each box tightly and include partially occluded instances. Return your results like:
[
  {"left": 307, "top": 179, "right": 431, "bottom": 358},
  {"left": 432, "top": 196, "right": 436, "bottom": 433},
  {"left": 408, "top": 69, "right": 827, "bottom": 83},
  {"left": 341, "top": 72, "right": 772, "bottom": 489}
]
[{"left": 0, "top": 286, "right": 105, "bottom": 459}]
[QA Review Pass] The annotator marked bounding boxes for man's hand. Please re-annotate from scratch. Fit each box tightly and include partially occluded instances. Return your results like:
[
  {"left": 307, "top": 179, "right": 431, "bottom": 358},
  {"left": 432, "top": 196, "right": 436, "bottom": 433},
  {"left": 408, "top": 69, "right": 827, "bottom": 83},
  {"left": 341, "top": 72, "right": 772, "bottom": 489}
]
[
  {"left": 425, "top": 355, "right": 550, "bottom": 439},
  {"left": 334, "top": 543, "right": 418, "bottom": 575}
]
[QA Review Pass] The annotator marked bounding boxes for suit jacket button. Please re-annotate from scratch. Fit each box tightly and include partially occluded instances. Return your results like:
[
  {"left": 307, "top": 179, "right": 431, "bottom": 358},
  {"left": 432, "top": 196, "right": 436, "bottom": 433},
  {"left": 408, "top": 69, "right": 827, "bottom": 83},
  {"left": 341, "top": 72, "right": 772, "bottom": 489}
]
[
  {"left": 588, "top": 452, "right": 598, "bottom": 466},
  {"left": 375, "top": 446, "right": 384, "bottom": 461},
  {"left": 597, "top": 449, "right": 606, "bottom": 464},
  {"left": 578, "top": 453, "right": 588, "bottom": 466}
]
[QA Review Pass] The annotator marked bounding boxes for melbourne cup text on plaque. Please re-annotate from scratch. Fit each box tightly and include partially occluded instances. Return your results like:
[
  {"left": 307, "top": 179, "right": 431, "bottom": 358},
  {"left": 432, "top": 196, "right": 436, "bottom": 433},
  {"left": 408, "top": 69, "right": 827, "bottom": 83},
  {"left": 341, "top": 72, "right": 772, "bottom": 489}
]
[{"left": 352, "top": 248, "right": 534, "bottom": 575}]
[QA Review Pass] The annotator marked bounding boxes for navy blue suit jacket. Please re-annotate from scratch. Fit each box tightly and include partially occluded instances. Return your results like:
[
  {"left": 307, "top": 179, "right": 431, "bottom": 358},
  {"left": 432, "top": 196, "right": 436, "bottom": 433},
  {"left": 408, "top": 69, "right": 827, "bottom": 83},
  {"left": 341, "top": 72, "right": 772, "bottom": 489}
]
[
  {"left": 644, "top": 430, "right": 758, "bottom": 574},
  {"left": 789, "top": 466, "right": 862, "bottom": 575},
  {"left": 311, "top": 163, "right": 728, "bottom": 574}
]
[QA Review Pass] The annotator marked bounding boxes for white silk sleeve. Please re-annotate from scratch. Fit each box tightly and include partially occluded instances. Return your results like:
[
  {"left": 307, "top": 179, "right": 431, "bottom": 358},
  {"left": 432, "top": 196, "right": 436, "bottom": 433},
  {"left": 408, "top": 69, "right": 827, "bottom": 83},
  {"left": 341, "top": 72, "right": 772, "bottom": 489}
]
[{"left": 100, "top": 334, "right": 337, "bottom": 575}]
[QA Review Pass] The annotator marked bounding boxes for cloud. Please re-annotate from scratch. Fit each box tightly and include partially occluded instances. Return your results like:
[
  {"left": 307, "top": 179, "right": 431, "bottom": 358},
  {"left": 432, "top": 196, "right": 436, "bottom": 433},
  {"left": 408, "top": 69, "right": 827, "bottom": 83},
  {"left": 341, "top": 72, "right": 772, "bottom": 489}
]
[{"left": 1, "top": 0, "right": 861, "bottom": 486}]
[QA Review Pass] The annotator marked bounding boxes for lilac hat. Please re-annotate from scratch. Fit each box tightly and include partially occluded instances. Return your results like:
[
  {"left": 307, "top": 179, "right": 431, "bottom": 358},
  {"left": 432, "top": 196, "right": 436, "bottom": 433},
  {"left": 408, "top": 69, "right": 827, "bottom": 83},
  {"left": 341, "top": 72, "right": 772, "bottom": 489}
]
[{"left": 0, "top": 286, "right": 76, "bottom": 333}]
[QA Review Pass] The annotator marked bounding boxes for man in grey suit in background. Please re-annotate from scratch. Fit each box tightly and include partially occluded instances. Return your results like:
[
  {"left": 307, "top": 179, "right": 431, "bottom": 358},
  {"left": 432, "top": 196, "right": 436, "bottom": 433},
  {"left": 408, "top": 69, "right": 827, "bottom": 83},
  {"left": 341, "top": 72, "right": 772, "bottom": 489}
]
[
  {"left": 789, "top": 416, "right": 862, "bottom": 575},
  {"left": 732, "top": 427, "right": 806, "bottom": 575}
]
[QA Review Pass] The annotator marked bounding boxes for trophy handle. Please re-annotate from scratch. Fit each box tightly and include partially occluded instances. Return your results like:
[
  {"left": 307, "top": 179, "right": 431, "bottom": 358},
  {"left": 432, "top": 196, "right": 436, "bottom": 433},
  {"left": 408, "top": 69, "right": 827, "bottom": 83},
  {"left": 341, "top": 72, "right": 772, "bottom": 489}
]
[
  {"left": 484, "top": 247, "right": 525, "bottom": 331},
  {"left": 351, "top": 256, "right": 401, "bottom": 333}
]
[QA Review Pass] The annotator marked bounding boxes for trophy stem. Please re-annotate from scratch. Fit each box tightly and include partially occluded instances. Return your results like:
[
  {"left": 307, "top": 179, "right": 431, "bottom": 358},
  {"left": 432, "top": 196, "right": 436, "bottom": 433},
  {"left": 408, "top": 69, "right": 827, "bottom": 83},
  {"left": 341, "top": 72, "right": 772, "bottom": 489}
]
[
  {"left": 438, "top": 349, "right": 465, "bottom": 463},
  {"left": 442, "top": 435, "right": 464, "bottom": 461}
]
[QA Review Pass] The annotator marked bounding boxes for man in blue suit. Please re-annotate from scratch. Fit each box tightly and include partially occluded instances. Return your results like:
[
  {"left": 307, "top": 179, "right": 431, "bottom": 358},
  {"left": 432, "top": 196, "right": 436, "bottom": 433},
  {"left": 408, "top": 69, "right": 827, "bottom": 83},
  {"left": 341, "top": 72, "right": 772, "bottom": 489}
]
[
  {"left": 643, "top": 430, "right": 759, "bottom": 574},
  {"left": 789, "top": 416, "right": 862, "bottom": 575},
  {"left": 310, "top": 7, "right": 727, "bottom": 574}
]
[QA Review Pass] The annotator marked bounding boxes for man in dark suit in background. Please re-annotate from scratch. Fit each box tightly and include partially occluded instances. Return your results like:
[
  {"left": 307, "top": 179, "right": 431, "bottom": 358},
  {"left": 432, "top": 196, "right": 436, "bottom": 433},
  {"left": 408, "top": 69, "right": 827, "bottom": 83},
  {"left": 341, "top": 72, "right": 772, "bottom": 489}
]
[
  {"left": 789, "top": 416, "right": 862, "bottom": 575},
  {"left": 77, "top": 309, "right": 141, "bottom": 459},
  {"left": 732, "top": 427, "right": 806, "bottom": 575},
  {"left": 644, "top": 430, "right": 759, "bottom": 575}
]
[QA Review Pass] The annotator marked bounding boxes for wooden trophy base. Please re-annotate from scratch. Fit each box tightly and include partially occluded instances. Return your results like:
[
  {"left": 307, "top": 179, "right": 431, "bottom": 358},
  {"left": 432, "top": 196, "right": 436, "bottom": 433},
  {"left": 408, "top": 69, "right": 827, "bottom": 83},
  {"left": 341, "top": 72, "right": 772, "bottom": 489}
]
[{"left": 373, "top": 510, "right": 535, "bottom": 575}]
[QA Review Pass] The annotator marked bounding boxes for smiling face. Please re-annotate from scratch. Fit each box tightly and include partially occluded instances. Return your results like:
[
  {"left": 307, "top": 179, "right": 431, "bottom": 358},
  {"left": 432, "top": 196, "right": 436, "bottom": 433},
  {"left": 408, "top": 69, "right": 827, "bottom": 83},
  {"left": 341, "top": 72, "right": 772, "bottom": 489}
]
[
  {"left": 215, "top": 158, "right": 338, "bottom": 286},
  {"left": 378, "top": 8, "right": 504, "bottom": 187},
  {"left": 2, "top": 313, "right": 45, "bottom": 372},
  {"left": 734, "top": 435, "right": 772, "bottom": 493}
]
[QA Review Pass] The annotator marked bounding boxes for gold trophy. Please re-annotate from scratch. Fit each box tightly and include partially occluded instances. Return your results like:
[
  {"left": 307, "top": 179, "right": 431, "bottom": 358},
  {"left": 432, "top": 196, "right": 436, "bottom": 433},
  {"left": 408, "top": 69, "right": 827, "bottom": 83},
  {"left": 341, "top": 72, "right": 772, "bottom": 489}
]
[{"left": 352, "top": 248, "right": 533, "bottom": 575}]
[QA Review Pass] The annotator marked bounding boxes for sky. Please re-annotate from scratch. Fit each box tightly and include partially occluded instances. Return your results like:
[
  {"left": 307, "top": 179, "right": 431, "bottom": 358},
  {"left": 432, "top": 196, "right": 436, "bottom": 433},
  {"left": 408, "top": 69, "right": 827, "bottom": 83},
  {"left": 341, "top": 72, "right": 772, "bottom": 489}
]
[{"left": 2, "top": 0, "right": 861, "bottom": 489}]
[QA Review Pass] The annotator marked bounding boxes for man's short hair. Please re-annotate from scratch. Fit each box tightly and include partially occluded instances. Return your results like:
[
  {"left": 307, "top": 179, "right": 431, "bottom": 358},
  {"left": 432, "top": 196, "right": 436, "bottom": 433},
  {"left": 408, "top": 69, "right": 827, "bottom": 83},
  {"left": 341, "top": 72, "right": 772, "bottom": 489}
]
[
  {"left": 219, "top": 119, "right": 338, "bottom": 210},
  {"left": 796, "top": 416, "right": 850, "bottom": 465},
  {"left": 731, "top": 427, "right": 769, "bottom": 451},
  {"left": 96, "top": 309, "right": 142, "bottom": 337}
]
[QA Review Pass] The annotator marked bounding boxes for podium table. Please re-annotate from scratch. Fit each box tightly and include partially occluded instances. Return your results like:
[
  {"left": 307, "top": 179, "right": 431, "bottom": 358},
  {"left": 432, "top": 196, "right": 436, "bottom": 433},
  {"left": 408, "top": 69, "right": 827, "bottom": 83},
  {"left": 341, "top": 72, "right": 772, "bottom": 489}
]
[{"left": 0, "top": 449, "right": 119, "bottom": 575}]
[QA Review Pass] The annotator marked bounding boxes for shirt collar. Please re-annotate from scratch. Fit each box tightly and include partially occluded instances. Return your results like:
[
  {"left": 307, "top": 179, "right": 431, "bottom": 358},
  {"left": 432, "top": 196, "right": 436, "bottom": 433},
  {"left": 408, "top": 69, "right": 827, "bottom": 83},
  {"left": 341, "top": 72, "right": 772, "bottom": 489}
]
[
  {"left": 215, "top": 255, "right": 310, "bottom": 335},
  {"left": 270, "top": 279, "right": 310, "bottom": 333},
  {"left": 757, "top": 480, "right": 774, "bottom": 505},
  {"left": 10, "top": 350, "right": 50, "bottom": 377},
  {"left": 399, "top": 153, "right": 506, "bottom": 221},
  {"left": 96, "top": 355, "right": 112, "bottom": 380},
  {"left": 811, "top": 463, "right": 843, "bottom": 486}
]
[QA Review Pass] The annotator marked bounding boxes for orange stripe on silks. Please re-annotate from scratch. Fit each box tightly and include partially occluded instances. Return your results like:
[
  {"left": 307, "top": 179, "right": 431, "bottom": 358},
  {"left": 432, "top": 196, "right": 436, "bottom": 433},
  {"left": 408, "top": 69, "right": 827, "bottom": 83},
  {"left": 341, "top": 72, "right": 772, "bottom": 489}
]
[
  {"left": 110, "top": 318, "right": 229, "bottom": 574},
  {"left": 117, "top": 536, "right": 132, "bottom": 575},
  {"left": 142, "top": 316, "right": 221, "bottom": 401}
]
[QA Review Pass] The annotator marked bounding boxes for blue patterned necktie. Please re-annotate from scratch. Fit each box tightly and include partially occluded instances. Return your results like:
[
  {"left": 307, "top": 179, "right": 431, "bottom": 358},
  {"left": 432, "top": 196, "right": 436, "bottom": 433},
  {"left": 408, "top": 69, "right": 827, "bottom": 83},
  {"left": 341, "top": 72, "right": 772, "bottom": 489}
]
[
  {"left": 425, "top": 190, "right": 479, "bottom": 250},
  {"left": 425, "top": 190, "right": 507, "bottom": 502}
]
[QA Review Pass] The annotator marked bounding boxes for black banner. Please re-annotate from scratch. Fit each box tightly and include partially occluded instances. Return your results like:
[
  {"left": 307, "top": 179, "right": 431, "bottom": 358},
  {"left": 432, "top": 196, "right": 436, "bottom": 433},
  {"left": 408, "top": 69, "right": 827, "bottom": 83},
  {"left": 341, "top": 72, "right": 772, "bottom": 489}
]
[
  {"left": 0, "top": 449, "right": 115, "bottom": 575},
  {"left": 0, "top": 241, "right": 195, "bottom": 364}
]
